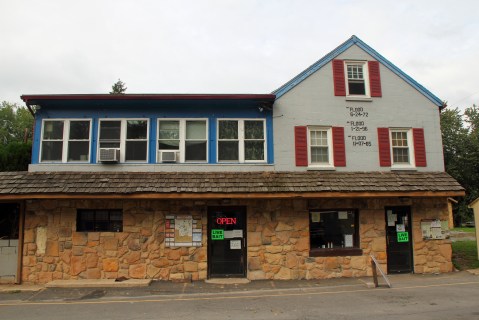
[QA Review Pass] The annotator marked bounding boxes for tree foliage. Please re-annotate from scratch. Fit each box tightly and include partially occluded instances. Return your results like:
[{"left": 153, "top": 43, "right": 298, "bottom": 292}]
[
  {"left": 0, "top": 101, "right": 33, "bottom": 171},
  {"left": 110, "top": 79, "right": 127, "bottom": 94},
  {"left": 0, "top": 142, "right": 32, "bottom": 171},
  {"left": 441, "top": 105, "right": 479, "bottom": 224},
  {"left": 0, "top": 101, "right": 33, "bottom": 144}
]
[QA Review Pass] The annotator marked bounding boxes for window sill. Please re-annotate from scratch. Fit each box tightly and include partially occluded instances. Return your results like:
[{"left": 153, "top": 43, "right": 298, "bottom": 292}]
[
  {"left": 309, "top": 247, "right": 363, "bottom": 257},
  {"left": 345, "top": 96, "right": 373, "bottom": 102},
  {"left": 390, "top": 166, "right": 417, "bottom": 171},
  {"left": 307, "top": 166, "right": 336, "bottom": 171}
]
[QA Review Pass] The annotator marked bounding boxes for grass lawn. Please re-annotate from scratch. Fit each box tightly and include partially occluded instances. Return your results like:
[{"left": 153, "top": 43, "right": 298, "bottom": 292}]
[
  {"left": 452, "top": 227, "right": 476, "bottom": 233},
  {"left": 452, "top": 240, "right": 479, "bottom": 270}
]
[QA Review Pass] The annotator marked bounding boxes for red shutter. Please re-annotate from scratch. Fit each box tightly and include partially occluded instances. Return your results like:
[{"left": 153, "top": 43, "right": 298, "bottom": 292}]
[
  {"left": 294, "top": 126, "right": 308, "bottom": 166},
  {"left": 413, "top": 128, "right": 427, "bottom": 167},
  {"left": 368, "top": 61, "right": 382, "bottom": 97},
  {"left": 332, "top": 127, "right": 346, "bottom": 167},
  {"left": 332, "top": 59, "right": 346, "bottom": 96},
  {"left": 377, "top": 128, "right": 391, "bottom": 167}
]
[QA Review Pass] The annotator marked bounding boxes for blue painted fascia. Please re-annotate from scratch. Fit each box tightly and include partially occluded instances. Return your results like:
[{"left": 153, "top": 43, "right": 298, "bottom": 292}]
[{"left": 273, "top": 35, "right": 443, "bottom": 107}]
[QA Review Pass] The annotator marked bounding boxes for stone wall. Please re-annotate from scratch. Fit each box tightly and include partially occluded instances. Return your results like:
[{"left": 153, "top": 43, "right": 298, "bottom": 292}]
[
  {"left": 22, "top": 197, "right": 452, "bottom": 283},
  {"left": 22, "top": 199, "right": 207, "bottom": 283},
  {"left": 246, "top": 197, "right": 452, "bottom": 280}
]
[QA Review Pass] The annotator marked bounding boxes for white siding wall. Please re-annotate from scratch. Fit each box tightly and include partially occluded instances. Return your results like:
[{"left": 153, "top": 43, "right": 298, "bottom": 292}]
[{"left": 273, "top": 45, "right": 444, "bottom": 172}]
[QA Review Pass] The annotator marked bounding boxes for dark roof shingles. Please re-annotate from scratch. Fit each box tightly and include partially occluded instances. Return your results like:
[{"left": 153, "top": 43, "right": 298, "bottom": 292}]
[{"left": 0, "top": 171, "right": 464, "bottom": 196}]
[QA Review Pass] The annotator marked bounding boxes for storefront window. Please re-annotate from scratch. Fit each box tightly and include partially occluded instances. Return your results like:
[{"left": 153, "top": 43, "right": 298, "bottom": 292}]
[{"left": 309, "top": 209, "right": 361, "bottom": 256}]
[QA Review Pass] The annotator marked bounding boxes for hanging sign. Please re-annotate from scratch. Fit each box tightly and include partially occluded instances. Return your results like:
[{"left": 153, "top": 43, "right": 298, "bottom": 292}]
[
  {"left": 397, "top": 232, "right": 409, "bottom": 242},
  {"left": 211, "top": 229, "right": 224, "bottom": 240}
]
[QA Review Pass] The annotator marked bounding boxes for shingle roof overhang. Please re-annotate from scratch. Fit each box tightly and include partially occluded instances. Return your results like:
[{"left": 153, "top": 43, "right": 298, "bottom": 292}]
[
  {"left": 0, "top": 171, "right": 464, "bottom": 200},
  {"left": 21, "top": 94, "right": 276, "bottom": 115}
]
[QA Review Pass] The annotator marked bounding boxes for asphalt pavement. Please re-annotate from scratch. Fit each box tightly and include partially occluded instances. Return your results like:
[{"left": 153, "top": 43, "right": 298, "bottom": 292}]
[{"left": 1, "top": 270, "right": 478, "bottom": 304}]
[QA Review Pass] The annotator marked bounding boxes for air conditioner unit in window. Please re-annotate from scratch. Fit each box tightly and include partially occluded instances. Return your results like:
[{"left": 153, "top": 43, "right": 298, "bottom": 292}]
[
  {"left": 99, "top": 148, "right": 120, "bottom": 163},
  {"left": 159, "top": 150, "right": 177, "bottom": 163}
]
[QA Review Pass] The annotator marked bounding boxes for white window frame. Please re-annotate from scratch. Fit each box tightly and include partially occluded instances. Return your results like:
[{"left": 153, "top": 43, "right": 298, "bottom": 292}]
[
  {"left": 40, "top": 119, "right": 92, "bottom": 163},
  {"left": 157, "top": 118, "right": 208, "bottom": 163},
  {"left": 98, "top": 118, "right": 149, "bottom": 163},
  {"left": 344, "top": 61, "right": 370, "bottom": 98},
  {"left": 217, "top": 119, "right": 267, "bottom": 163},
  {"left": 307, "top": 126, "right": 334, "bottom": 168},
  {"left": 390, "top": 128, "right": 415, "bottom": 169}
]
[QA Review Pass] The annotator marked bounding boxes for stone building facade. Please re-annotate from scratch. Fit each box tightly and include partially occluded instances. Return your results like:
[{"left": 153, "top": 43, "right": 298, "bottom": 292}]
[{"left": 21, "top": 197, "right": 452, "bottom": 284}]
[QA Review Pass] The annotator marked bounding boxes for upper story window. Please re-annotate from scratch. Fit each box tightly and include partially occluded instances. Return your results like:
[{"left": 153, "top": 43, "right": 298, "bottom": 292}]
[
  {"left": 391, "top": 130, "right": 411, "bottom": 165},
  {"left": 295, "top": 126, "right": 346, "bottom": 168},
  {"left": 378, "top": 127, "right": 427, "bottom": 168},
  {"left": 98, "top": 119, "right": 148, "bottom": 162},
  {"left": 332, "top": 59, "right": 382, "bottom": 98},
  {"left": 217, "top": 119, "right": 266, "bottom": 163},
  {"left": 40, "top": 119, "right": 91, "bottom": 163},
  {"left": 308, "top": 127, "right": 333, "bottom": 167},
  {"left": 346, "top": 63, "right": 367, "bottom": 96},
  {"left": 157, "top": 119, "right": 208, "bottom": 162}
]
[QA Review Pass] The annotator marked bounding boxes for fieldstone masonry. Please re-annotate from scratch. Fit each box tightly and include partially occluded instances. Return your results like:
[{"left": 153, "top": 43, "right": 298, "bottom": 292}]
[{"left": 21, "top": 197, "right": 452, "bottom": 283}]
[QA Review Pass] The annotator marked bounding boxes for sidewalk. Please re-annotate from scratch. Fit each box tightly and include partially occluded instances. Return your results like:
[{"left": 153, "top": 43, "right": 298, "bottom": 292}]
[{"left": 1, "top": 270, "right": 478, "bottom": 302}]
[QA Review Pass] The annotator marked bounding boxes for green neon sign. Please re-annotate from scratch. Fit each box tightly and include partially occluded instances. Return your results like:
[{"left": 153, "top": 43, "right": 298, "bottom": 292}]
[
  {"left": 397, "top": 232, "right": 409, "bottom": 242},
  {"left": 211, "top": 229, "right": 224, "bottom": 240}
]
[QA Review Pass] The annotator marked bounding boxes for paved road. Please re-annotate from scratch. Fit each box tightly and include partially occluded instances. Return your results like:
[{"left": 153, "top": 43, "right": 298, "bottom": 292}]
[{"left": 1, "top": 272, "right": 479, "bottom": 320}]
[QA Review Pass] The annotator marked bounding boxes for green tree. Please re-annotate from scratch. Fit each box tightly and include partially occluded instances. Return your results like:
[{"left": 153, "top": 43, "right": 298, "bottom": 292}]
[
  {"left": 0, "top": 142, "right": 32, "bottom": 171},
  {"left": 0, "top": 101, "right": 33, "bottom": 144},
  {"left": 0, "top": 101, "right": 34, "bottom": 171},
  {"left": 110, "top": 79, "right": 127, "bottom": 94},
  {"left": 441, "top": 106, "right": 479, "bottom": 225}
]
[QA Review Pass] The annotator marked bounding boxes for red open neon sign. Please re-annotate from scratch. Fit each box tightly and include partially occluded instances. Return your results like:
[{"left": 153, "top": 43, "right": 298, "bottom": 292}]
[{"left": 216, "top": 217, "right": 237, "bottom": 225}]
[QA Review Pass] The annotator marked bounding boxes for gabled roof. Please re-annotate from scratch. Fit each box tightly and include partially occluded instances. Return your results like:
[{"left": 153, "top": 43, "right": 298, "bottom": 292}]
[
  {"left": 273, "top": 35, "right": 443, "bottom": 107},
  {"left": 0, "top": 171, "right": 464, "bottom": 200}
]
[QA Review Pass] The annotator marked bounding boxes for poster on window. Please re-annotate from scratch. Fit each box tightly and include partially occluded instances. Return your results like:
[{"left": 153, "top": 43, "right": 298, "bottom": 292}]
[{"left": 165, "top": 215, "right": 203, "bottom": 247}]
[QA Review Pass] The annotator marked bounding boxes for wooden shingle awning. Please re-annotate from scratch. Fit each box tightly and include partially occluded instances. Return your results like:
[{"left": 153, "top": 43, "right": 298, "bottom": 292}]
[{"left": 0, "top": 171, "right": 464, "bottom": 200}]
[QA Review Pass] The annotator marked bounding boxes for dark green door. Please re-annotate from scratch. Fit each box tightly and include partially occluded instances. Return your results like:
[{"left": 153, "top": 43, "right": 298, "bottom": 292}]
[{"left": 385, "top": 206, "right": 413, "bottom": 273}]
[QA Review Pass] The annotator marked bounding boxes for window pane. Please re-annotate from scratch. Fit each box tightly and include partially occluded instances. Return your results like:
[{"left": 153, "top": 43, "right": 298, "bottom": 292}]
[
  {"left": 186, "top": 121, "right": 206, "bottom": 139},
  {"left": 310, "top": 211, "right": 357, "bottom": 249},
  {"left": 310, "top": 130, "right": 328, "bottom": 146},
  {"left": 100, "top": 121, "right": 121, "bottom": 140},
  {"left": 127, "top": 120, "right": 147, "bottom": 139},
  {"left": 311, "top": 146, "right": 329, "bottom": 163},
  {"left": 392, "top": 132, "right": 408, "bottom": 147},
  {"left": 99, "top": 142, "right": 120, "bottom": 148},
  {"left": 218, "top": 121, "right": 238, "bottom": 139},
  {"left": 68, "top": 141, "right": 89, "bottom": 161},
  {"left": 245, "top": 141, "right": 264, "bottom": 160},
  {"left": 245, "top": 121, "right": 264, "bottom": 139},
  {"left": 125, "top": 141, "right": 147, "bottom": 161},
  {"left": 393, "top": 148, "right": 409, "bottom": 163},
  {"left": 158, "top": 121, "right": 179, "bottom": 139},
  {"left": 348, "top": 81, "right": 365, "bottom": 95},
  {"left": 43, "top": 121, "right": 64, "bottom": 140},
  {"left": 185, "top": 141, "right": 207, "bottom": 161},
  {"left": 347, "top": 65, "right": 363, "bottom": 80},
  {"left": 158, "top": 140, "right": 180, "bottom": 150},
  {"left": 69, "top": 121, "right": 90, "bottom": 140},
  {"left": 218, "top": 141, "right": 239, "bottom": 161},
  {"left": 41, "top": 141, "right": 63, "bottom": 161}
]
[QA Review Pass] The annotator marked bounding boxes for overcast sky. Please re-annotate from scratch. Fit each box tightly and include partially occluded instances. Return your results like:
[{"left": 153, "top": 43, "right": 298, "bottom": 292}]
[{"left": 1, "top": 0, "right": 477, "bottom": 111}]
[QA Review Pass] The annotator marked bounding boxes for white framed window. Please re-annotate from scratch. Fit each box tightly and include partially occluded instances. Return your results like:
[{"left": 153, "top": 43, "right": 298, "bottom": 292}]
[
  {"left": 40, "top": 119, "right": 91, "bottom": 163},
  {"left": 390, "top": 129, "right": 415, "bottom": 168},
  {"left": 217, "top": 119, "right": 266, "bottom": 163},
  {"left": 157, "top": 119, "right": 208, "bottom": 162},
  {"left": 345, "top": 61, "right": 370, "bottom": 97},
  {"left": 308, "top": 127, "right": 333, "bottom": 168},
  {"left": 98, "top": 119, "right": 149, "bottom": 162}
]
